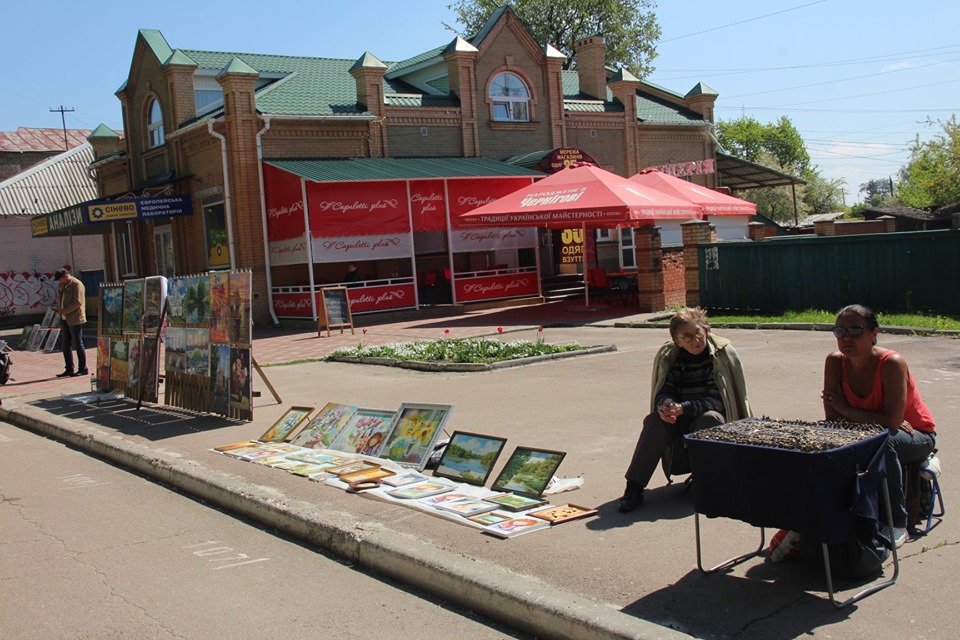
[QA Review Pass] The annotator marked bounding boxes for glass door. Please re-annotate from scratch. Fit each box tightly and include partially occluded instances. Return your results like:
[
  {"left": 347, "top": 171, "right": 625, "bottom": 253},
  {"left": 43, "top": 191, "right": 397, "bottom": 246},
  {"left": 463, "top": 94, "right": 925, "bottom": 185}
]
[{"left": 154, "top": 225, "right": 175, "bottom": 278}]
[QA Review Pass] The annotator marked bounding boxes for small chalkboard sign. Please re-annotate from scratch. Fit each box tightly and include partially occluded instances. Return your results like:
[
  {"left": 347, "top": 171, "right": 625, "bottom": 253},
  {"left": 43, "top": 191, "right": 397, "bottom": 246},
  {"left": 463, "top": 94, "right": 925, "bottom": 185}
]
[{"left": 318, "top": 286, "right": 355, "bottom": 337}]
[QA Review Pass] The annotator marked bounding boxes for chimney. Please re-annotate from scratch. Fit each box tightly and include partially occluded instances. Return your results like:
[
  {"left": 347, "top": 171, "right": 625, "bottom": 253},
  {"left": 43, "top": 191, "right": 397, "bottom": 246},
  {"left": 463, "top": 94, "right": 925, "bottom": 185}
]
[{"left": 575, "top": 35, "right": 606, "bottom": 100}]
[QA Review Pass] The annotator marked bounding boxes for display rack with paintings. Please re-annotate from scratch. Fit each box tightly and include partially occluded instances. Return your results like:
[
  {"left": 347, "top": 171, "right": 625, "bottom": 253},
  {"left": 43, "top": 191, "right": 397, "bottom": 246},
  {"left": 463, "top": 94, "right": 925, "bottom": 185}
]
[{"left": 157, "top": 270, "right": 255, "bottom": 421}]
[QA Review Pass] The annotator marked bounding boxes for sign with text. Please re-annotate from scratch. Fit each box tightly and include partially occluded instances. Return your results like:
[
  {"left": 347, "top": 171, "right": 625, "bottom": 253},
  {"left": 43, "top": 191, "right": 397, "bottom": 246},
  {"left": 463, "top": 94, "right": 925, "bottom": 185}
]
[
  {"left": 560, "top": 228, "right": 584, "bottom": 264},
  {"left": 342, "top": 283, "right": 416, "bottom": 314},
  {"left": 409, "top": 179, "right": 447, "bottom": 232},
  {"left": 310, "top": 233, "right": 412, "bottom": 262},
  {"left": 446, "top": 177, "right": 535, "bottom": 229},
  {"left": 307, "top": 180, "right": 410, "bottom": 237},
  {"left": 454, "top": 273, "right": 539, "bottom": 303},
  {"left": 450, "top": 227, "right": 536, "bottom": 252},
  {"left": 86, "top": 195, "right": 193, "bottom": 224},
  {"left": 264, "top": 163, "right": 309, "bottom": 265}
]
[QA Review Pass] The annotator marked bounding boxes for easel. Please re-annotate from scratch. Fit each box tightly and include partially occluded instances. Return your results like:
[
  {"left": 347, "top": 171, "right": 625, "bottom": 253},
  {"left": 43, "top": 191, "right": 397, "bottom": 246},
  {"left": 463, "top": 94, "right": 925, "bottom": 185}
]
[{"left": 317, "top": 286, "right": 355, "bottom": 337}]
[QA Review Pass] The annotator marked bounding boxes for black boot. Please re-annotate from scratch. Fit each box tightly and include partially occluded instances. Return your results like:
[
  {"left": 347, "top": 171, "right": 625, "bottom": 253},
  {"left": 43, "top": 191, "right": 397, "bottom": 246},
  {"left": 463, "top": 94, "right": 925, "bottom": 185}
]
[{"left": 618, "top": 481, "right": 645, "bottom": 512}]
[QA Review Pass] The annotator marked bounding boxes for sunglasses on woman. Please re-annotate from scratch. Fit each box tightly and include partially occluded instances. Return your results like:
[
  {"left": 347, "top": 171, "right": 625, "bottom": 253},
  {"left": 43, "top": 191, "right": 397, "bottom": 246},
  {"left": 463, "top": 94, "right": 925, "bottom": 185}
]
[{"left": 831, "top": 325, "right": 867, "bottom": 338}]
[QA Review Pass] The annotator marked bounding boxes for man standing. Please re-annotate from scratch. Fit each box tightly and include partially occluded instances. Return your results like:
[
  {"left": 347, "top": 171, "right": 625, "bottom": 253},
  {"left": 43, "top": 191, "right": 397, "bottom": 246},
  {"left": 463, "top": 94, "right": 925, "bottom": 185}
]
[{"left": 53, "top": 268, "right": 87, "bottom": 377}]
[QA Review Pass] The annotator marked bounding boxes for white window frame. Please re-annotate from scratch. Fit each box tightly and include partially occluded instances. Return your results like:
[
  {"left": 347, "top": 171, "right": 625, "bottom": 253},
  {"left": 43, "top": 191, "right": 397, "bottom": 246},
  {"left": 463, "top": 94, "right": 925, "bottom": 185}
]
[
  {"left": 620, "top": 227, "right": 637, "bottom": 270},
  {"left": 115, "top": 224, "right": 136, "bottom": 277},
  {"left": 147, "top": 99, "right": 165, "bottom": 148},
  {"left": 489, "top": 72, "right": 530, "bottom": 122}
]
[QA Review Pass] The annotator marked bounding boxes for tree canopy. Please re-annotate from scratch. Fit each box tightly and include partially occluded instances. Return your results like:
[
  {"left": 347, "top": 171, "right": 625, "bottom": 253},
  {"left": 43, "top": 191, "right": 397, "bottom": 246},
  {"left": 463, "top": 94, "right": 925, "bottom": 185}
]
[
  {"left": 895, "top": 116, "right": 960, "bottom": 210},
  {"left": 716, "top": 116, "right": 811, "bottom": 176},
  {"left": 446, "top": 0, "right": 661, "bottom": 75}
]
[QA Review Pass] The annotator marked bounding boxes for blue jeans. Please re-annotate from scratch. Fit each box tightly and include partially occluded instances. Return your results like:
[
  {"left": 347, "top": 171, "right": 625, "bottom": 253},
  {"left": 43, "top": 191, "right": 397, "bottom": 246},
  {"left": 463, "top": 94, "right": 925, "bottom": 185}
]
[
  {"left": 885, "top": 428, "right": 936, "bottom": 528},
  {"left": 61, "top": 321, "right": 87, "bottom": 373}
]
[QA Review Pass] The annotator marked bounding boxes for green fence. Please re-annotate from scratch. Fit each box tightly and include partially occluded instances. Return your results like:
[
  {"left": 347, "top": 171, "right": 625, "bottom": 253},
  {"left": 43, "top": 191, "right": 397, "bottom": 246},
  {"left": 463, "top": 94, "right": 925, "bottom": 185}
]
[{"left": 698, "top": 229, "right": 960, "bottom": 314}]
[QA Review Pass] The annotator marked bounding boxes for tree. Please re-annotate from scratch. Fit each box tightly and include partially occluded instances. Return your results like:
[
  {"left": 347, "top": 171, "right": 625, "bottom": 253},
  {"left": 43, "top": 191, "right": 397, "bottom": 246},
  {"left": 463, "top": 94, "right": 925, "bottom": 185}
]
[
  {"left": 859, "top": 178, "right": 894, "bottom": 206},
  {"left": 715, "top": 116, "right": 811, "bottom": 175},
  {"left": 446, "top": 0, "right": 661, "bottom": 75},
  {"left": 802, "top": 172, "right": 846, "bottom": 216},
  {"left": 895, "top": 116, "right": 960, "bottom": 210}
]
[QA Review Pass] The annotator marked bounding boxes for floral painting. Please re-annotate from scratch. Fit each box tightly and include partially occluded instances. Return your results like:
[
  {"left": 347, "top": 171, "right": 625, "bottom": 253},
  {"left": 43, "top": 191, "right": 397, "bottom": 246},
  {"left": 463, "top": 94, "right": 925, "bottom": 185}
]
[
  {"left": 379, "top": 403, "right": 452, "bottom": 471},
  {"left": 328, "top": 408, "right": 397, "bottom": 457}
]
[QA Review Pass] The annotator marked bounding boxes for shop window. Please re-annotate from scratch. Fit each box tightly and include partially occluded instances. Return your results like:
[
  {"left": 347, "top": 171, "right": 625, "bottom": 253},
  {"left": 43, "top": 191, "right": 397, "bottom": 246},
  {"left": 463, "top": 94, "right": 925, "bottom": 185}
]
[
  {"left": 147, "top": 98, "right": 165, "bottom": 148},
  {"left": 489, "top": 72, "right": 530, "bottom": 122},
  {"left": 620, "top": 227, "right": 637, "bottom": 270},
  {"left": 203, "top": 201, "right": 230, "bottom": 270},
  {"left": 595, "top": 229, "right": 613, "bottom": 242}
]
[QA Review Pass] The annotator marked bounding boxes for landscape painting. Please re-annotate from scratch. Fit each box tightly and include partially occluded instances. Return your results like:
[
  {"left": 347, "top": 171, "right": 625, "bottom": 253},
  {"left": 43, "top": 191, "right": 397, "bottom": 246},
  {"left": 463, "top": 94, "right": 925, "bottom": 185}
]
[
  {"left": 433, "top": 431, "right": 507, "bottom": 486},
  {"left": 490, "top": 447, "right": 566, "bottom": 498}
]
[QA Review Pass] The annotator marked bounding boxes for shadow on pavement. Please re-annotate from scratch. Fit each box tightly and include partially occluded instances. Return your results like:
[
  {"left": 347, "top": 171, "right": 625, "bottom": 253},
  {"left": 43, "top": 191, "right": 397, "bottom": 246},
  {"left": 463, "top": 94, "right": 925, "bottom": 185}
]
[
  {"left": 30, "top": 397, "right": 243, "bottom": 440},
  {"left": 621, "top": 567, "right": 857, "bottom": 639}
]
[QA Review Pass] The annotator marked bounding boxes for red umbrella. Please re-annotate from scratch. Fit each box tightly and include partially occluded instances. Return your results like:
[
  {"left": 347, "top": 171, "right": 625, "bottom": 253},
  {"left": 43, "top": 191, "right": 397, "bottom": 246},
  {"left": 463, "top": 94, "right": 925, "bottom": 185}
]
[
  {"left": 629, "top": 168, "right": 756, "bottom": 216},
  {"left": 456, "top": 165, "right": 703, "bottom": 228},
  {"left": 457, "top": 165, "right": 703, "bottom": 306}
]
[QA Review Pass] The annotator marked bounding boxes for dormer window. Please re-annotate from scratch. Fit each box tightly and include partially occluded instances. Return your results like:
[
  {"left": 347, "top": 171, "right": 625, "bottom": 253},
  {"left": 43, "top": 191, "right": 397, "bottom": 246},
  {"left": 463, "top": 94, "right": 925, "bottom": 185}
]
[
  {"left": 489, "top": 72, "right": 530, "bottom": 122},
  {"left": 147, "top": 98, "right": 165, "bottom": 148}
]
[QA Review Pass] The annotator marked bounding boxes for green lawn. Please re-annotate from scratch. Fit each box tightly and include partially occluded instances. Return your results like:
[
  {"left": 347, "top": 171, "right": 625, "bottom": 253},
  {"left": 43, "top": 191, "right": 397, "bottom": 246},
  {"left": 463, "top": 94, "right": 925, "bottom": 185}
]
[{"left": 663, "top": 309, "right": 960, "bottom": 331}]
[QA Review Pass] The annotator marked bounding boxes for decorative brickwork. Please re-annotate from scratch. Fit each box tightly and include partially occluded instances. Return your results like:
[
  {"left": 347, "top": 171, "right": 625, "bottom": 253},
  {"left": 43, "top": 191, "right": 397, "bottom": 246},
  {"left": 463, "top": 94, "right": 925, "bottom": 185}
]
[
  {"left": 662, "top": 246, "right": 685, "bottom": 309},
  {"left": 634, "top": 226, "right": 664, "bottom": 311}
]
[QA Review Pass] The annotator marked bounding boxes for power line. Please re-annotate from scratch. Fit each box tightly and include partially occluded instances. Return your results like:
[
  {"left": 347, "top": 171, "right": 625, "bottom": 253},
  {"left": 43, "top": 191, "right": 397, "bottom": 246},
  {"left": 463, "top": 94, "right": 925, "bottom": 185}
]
[{"left": 660, "top": 0, "right": 830, "bottom": 43}]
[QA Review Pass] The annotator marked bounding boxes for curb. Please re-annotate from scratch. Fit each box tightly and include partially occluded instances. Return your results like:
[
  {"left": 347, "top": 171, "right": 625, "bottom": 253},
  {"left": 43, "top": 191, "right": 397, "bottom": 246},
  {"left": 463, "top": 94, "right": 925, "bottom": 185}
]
[
  {"left": 613, "top": 321, "right": 960, "bottom": 337},
  {"left": 0, "top": 400, "right": 693, "bottom": 640}
]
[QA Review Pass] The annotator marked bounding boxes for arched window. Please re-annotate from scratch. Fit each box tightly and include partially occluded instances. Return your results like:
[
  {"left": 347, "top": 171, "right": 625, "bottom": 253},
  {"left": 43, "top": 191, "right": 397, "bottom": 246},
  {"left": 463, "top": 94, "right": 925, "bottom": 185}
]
[
  {"left": 489, "top": 72, "right": 530, "bottom": 122},
  {"left": 147, "top": 99, "right": 165, "bottom": 148}
]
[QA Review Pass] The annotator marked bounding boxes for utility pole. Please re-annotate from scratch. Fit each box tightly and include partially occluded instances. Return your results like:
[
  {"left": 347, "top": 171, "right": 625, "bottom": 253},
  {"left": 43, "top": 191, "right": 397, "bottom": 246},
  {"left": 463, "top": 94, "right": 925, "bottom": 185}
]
[{"left": 49, "top": 105, "right": 74, "bottom": 150}]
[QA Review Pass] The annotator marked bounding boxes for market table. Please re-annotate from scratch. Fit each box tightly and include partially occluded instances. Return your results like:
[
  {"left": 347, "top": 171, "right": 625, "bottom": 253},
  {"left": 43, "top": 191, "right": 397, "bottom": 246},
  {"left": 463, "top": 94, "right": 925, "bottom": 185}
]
[{"left": 685, "top": 419, "right": 899, "bottom": 607}]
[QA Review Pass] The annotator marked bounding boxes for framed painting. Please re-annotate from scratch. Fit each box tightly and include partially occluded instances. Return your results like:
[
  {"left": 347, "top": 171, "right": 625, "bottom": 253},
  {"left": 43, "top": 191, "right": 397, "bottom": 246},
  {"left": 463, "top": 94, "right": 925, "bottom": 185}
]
[
  {"left": 327, "top": 408, "right": 397, "bottom": 457},
  {"left": 259, "top": 406, "right": 314, "bottom": 443},
  {"left": 26, "top": 324, "right": 44, "bottom": 351},
  {"left": 490, "top": 447, "right": 567, "bottom": 498},
  {"left": 42, "top": 328, "right": 61, "bottom": 353},
  {"left": 381, "top": 471, "right": 431, "bottom": 488},
  {"left": 433, "top": 498, "right": 500, "bottom": 518},
  {"left": 527, "top": 504, "right": 598, "bottom": 525},
  {"left": 100, "top": 285, "right": 123, "bottom": 336},
  {"left": 379, "top": 402, "right": 453, "bottom": 471},
  {"left": 339, "top": 466, "right": 396, "bottom": 484},
  {"left": 288, "top": 402, "right": 357, "bottom": 449},
  {"left": 482, "top": 493, "right": 547, "bottom": 513},
  {"left": 122, "top": 279, "right": 144, "bottom": 334},
  {"left": 432, "top": 431, "right": 507, "bottom": 486},
  {"left": 324, "top": 460, "right": 380, "bottom": 477},
  {"left": 385, "top": 481, "right": 456, "bottom": 500},
  {"left": 482, "top": 516, "right": 550, "bottom": 539},
  {"left": 466, "top": 511, "right": 514, "bottom": 526}
]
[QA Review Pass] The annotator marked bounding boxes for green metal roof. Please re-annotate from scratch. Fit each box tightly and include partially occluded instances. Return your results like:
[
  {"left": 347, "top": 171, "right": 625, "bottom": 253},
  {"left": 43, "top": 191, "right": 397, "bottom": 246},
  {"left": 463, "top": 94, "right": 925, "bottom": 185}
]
[
  {"left": 264, "top": 157, "right": 541, "bottom": 183},
  {"left": 559, "top": 70, "right": 703, "bottom": 123}
]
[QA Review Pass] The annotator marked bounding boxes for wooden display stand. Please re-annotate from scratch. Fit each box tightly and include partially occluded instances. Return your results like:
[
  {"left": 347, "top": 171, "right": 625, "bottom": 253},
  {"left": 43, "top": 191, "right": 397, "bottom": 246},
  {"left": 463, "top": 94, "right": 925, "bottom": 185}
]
[{"left": 317, "top": 286, "right": 355, "bottom": 337}]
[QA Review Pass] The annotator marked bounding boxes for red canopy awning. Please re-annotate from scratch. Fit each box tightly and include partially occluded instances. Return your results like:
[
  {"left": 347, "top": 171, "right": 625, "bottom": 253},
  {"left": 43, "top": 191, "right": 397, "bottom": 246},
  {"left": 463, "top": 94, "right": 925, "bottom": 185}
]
[
  {"left": 630, "top": 168, "right": 756, "bottom": 216},
  {"left": 457, "top": 165, "right": 703, "bottom": 228}
]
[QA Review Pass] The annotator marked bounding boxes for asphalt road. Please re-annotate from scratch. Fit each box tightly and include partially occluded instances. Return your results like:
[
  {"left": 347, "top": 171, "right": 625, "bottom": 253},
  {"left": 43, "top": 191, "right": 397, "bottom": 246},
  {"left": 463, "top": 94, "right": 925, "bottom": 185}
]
[{"left": 0, "top": 420, "right": 529, "bottom": 640}]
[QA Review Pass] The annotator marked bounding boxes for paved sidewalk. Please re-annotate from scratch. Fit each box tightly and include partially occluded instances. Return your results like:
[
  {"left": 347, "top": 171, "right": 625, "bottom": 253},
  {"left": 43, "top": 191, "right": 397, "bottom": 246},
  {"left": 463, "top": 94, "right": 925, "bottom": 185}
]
[{"left": 2, "top": 302, "right": 958, "bottom": 639}]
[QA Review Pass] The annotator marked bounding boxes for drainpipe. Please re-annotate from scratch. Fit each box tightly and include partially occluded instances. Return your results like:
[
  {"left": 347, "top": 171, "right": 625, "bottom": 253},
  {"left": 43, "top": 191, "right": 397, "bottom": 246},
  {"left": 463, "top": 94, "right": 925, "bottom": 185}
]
[
  {"left": 207, "top": 118, "right": 236, "bottom": 270},
  {"left": 255, "top": 115, "right": 281, "bottom": 327}
]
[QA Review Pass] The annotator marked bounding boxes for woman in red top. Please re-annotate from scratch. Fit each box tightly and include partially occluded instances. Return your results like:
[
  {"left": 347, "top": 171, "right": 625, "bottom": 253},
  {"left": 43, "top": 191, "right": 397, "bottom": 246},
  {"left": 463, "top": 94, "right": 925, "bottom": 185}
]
[{"left": 822, "top": 304, "right": 936, "bottom": 547}]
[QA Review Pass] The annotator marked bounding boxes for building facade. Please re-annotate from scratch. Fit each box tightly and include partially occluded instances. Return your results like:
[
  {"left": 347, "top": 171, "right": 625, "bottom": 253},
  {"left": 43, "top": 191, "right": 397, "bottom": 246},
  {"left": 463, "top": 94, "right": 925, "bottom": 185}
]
[{"left": 92, "top": 7, "right": 731, "bottom": 325}]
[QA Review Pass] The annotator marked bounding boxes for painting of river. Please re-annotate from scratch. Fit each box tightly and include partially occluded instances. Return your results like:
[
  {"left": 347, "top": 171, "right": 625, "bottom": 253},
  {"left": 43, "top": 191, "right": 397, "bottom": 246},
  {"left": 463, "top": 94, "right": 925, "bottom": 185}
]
[{"left": 433, "top": 431, "right": 507, "bottom": 486}]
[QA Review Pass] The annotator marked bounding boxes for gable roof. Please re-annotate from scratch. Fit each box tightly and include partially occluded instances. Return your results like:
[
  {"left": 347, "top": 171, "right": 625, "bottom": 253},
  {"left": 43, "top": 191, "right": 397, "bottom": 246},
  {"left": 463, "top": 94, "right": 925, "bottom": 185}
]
[
  {"left": 0, "top": 143, "right": 98, "bottom": 217},
  {"left": 144, "top": 8, "right": 705, "bottom": 130},
  {"left": 0, "top": 127, "right": 92, "bottom": 153}
]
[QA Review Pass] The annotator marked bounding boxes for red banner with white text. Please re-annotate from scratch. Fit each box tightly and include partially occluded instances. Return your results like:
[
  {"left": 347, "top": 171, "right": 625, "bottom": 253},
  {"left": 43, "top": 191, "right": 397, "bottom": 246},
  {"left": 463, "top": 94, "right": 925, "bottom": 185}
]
[
  {"left": 454, "top": 273, "right": 540, "bottom": 303},
  {"left": 307, "top": 181, "right": 410, "bottom": 237},
  {"left": 409, "top": 179, "right": 447, "bottom": 232},
  {"left": 263, "top": 164, "right": 309, "bottom": 265},
  {"left": 447, "top": 177, "right": 534, "bottom": 229}
]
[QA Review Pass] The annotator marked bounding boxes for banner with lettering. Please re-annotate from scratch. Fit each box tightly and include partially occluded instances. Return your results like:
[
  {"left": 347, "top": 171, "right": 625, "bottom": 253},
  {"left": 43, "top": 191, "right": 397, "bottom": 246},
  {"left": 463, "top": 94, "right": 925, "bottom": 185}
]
[
  {"left": 446, "top": 177, "right": 534, "bottom": 229},
  {"left": 263, "top": 164, "right": 309, "bottom": 265},
  {"left": 409, "top": 179, "right": 446, "bottom": 232},
  {"left": 449, "top": 227, "right": 537, "bottom": 252},
  {"left": 454, "top": 273, "right": 540, "bottom": 303},
  {"left": 343, "top": 283, "right": 417, "bottom": 313},
  {"left": 310, "top": 233, "right": 413, "bottom": 262},
  {"left": 307, "top": 180, "right": 410, "bottom": 237}
]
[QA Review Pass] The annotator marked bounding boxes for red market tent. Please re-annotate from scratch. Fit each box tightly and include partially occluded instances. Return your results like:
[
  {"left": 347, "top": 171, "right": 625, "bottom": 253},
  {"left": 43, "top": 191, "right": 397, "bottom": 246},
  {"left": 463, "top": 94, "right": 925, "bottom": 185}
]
[
  {"left": 629, "top": 168, "right": 757, "bottom": 216},
  {"left": 456, "top": 164, "right": 703, "bottom": 229},
  {"left": 457, "top": 165, "right": 704, "bottom": 306}
]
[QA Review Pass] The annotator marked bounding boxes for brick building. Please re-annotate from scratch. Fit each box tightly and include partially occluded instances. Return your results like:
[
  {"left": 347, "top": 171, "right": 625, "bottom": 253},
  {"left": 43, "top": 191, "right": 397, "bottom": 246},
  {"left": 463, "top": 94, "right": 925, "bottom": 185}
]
[{"left": 90, "top": 6, "right": 754, "bottom": 325}]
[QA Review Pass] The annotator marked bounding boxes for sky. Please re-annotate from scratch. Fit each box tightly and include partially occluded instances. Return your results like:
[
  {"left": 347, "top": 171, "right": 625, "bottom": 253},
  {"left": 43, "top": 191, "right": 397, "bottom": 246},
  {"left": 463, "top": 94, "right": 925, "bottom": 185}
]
[{"left": 3, "top": 0, "right": 957, "bottom": 204}]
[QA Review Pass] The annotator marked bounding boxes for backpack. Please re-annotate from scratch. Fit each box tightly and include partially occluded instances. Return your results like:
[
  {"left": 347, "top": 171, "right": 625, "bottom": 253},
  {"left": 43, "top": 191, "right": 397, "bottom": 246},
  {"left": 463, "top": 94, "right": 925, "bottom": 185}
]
[{"left": 0, "top": 350, "right": 11, "bottom": 386}]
